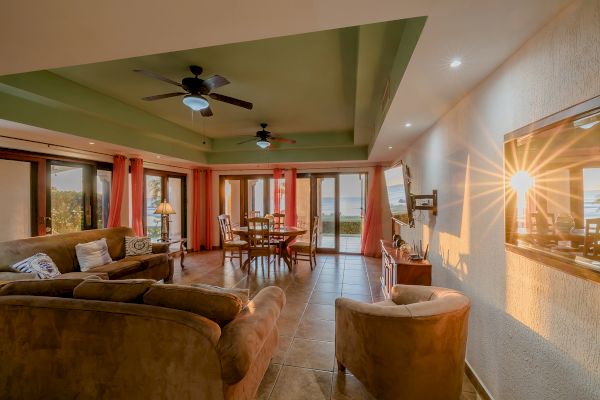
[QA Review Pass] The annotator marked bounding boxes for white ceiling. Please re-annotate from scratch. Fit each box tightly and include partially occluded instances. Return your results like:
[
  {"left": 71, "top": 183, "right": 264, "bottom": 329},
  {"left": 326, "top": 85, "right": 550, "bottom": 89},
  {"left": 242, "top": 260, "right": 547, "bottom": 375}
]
[{"left": 0, "top": 0, "right": 574, "bottom": 164}]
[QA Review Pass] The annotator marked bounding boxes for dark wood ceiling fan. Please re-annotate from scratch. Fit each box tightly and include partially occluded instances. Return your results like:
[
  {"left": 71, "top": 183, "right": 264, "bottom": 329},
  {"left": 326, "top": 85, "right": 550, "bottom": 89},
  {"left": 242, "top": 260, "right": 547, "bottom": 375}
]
[
  {"left": 237, "top": 123, "right": 297, "bottom": 149},
  {"left": 133, "top": 65, "right": 253, "bottom": 117}
]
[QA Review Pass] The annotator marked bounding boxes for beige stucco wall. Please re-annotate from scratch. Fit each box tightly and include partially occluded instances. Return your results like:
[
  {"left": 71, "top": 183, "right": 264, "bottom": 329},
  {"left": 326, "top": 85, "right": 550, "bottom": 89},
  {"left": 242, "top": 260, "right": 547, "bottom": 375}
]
[{"left": 397, "top": 1, "right": 600, "bottom": 399}]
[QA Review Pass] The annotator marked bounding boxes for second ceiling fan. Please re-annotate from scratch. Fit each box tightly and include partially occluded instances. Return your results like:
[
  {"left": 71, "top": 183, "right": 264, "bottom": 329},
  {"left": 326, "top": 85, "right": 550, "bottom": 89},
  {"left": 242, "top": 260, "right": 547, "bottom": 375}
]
[
  {"left": 238, "top": 123, "right": 296, "bottom": 149},
  {"left": 134, "top": 65, "right": 253, "bottom": 116}
]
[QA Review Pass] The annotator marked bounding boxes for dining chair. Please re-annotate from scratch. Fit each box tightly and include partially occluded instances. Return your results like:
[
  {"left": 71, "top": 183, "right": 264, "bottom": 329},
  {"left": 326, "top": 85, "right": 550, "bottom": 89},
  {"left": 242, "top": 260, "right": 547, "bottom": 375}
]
[
  {"left": 583, "top": 218, "right": 600, "bottom": 259},
  {"left": 271, "top": 213, "right": 286, "bottom": 264},
  {"left": 290, "top": 216, "right": 319, "bottom": 270},
  {"left": 218, "top": 214, "right": 248, "bottom": 267},
  {"left": 246, "top": 217, "right": 276, "bottom": 273}
]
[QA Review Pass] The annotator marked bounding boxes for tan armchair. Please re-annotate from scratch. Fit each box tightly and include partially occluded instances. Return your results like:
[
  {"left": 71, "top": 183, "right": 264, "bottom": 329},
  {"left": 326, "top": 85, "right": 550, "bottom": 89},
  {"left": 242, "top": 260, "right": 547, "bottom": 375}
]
[{"left": 335, "top": 285, "right": 470, "bottom": 400}]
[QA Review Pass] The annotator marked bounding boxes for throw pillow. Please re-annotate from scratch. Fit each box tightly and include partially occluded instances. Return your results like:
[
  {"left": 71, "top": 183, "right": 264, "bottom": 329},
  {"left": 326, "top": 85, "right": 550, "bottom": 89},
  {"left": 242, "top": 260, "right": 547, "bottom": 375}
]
[
  {"left": 125, "top": 236, "right": 152, "bottom": 256},
  {"left": 143, "top": 284, "right": 244, "bottom": 325},
  {"left": 75, "top": 238, "right": 113, "bottom": 271},
  {"left": 11, "top": 253, "right": 61, "bottom": 279},
  {"left": 191, "top": 283, "right": 250, "bottom": 307}
]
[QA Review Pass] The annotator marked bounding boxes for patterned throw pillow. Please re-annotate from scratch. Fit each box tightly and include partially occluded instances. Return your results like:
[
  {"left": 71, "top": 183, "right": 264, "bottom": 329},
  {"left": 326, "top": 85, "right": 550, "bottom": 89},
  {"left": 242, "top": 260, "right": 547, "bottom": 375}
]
[
  {"left": 75, "top": 238, "right": 113, "bottom": 271},
  {"left": 11, "top": 253, "right": 61, "bottom": 279},
  {"left": 125, "top": 236, "right": 152, "bottom": 256}
]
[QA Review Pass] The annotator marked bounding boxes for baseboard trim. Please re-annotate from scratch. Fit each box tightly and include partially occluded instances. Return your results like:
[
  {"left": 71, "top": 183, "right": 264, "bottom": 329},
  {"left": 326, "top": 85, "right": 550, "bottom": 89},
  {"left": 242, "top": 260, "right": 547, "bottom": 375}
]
[{"left": 465, "top": 360, "right": 494, "bottom": 400}]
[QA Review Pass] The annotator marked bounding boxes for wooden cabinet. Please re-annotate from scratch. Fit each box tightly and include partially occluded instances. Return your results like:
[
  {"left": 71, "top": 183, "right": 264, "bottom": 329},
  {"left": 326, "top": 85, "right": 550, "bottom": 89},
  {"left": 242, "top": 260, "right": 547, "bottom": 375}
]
[{"left": 380, "top": 240, "right": 432, "bottom": 298}]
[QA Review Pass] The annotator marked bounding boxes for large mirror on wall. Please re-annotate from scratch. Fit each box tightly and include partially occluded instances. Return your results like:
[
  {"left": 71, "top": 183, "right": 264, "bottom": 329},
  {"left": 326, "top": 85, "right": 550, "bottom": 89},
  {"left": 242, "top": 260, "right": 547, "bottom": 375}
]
[{"left": 504, "top": 101, "right": 600, "bottom": 273}]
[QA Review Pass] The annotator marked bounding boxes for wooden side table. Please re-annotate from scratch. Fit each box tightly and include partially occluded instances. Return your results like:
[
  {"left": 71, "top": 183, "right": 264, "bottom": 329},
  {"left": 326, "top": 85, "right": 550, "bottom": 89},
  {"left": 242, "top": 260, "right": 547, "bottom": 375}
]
[{"left": 156, "top": 238, "right": 188, "bottom": 269}]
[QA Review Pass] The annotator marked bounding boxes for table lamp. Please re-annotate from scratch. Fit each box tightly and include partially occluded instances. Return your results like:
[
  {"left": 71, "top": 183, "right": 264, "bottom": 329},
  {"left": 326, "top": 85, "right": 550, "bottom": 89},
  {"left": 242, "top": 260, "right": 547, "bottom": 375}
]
[{"left": 154, "top": 200, "right": 176, "bottom": 242}]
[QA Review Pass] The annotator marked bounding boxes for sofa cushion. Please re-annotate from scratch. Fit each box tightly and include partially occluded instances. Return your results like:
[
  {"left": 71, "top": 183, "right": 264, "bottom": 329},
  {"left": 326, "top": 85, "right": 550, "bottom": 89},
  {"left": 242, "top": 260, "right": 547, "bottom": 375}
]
[
  {"left": 75, "top": 238, "right": 113, "bottom": 271},
  {"left": 88, "top": 260, "right": 142, "bottom": 279},
  {"left": 125, "top": 253, "right": 167, "bottom": 270},
  {"left": 11, "top": 253, "right": 61, "bottom": 279},
  {"left": 74, "top": 279, "right": 155, "bottom": 302},
  {"left": 0, "top": 271, "right": 38, "bottom": 281},
  {"left": 191, "top": 283, "right": 250, "bottom": 307},
  {"left": 0, "top": 276, "right": 100, "bottom": 298},
  {"left": 144, "top": 284, "right": 244, "bottom": 325},
  {"left": 57, "top": 271, "right": 110, "bottom": 280}
]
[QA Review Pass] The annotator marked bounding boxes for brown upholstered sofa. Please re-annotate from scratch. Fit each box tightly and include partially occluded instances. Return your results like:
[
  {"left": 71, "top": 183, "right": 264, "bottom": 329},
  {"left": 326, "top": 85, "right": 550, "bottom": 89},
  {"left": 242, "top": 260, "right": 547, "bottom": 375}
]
[
  {"left": 335, "top": 284, "right": 471, "bottom": 400},
  {"left": 0, "top": 278, "right": 285, "bottom": 399},
  {"left": 0, "top": 227, "right": 173, "bottom": 282}
]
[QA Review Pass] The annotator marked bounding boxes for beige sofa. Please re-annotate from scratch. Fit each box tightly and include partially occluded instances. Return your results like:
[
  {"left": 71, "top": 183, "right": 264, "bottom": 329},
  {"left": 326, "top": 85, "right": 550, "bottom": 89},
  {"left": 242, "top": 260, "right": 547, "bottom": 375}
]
[
  {"left": 0, "top": 227, "right": 172, "bottom": 282},
  {"left": 0, "top": 278, "right": 285, "bottom": 399},
  {"left": 335, "top": 284, "right": 471, "bottom": 400}
]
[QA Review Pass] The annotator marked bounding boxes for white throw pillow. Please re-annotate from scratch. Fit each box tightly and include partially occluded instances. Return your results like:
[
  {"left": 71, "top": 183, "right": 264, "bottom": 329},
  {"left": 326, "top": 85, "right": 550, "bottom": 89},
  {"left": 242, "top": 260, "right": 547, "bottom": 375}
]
[
  {"left": 11, "top": 253, "right": 61, "bottom": 279},
  {"left": 125, "top": 236, "right": 152, "bottom": 256},
  {"left": 75, "top": 238, "right": 113, "bottom": 271}
]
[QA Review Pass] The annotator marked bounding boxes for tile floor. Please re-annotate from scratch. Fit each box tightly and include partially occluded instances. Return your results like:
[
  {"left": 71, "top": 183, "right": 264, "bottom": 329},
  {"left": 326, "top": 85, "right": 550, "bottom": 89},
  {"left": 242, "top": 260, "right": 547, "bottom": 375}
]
[{"left": 172, "top": 251, "right": 481, "bottom": 400}]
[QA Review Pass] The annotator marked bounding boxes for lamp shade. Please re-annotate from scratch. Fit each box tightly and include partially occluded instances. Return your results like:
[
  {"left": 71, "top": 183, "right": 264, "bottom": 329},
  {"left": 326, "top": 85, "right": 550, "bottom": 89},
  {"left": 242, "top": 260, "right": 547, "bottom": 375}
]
[{"left": 154, "top": 200, "right": 176, "bottom": 215}]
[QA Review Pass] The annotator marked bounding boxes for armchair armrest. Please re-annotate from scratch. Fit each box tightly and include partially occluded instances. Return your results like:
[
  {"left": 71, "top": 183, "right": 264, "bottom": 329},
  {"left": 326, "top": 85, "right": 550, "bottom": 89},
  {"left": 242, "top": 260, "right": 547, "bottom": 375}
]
[
  {"left": 217, "top": 286, "right": 286, "bottom": 384},
  {"left": 152, "top": 242, "right": 169, "bottom": 254}
]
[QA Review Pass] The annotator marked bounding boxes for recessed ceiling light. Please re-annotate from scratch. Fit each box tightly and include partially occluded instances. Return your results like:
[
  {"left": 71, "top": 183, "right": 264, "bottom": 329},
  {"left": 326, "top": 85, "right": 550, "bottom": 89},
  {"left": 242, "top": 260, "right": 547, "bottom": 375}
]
[
  {"left": 404, "top": 122, "right": 412, "bottom": 128},
  {"left": 450, "top": 59, "right": 462, "bottom": 68},
  {"left": 388, "top": 146, "right": 393, "bottom": 150},
  {"left": 88, "top": 142, "right": 95, "bottom": 145}
]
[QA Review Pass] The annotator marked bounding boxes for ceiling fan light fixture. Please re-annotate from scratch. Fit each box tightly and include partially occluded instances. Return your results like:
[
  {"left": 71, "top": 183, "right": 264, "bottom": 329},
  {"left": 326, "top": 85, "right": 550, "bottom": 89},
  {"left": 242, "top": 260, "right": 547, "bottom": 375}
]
[
  {"left": 256, "top": 140, "right": 271, "bottom": 149},
  {"left": 182, "top": 95, "right": 209, "bottom": 111}
]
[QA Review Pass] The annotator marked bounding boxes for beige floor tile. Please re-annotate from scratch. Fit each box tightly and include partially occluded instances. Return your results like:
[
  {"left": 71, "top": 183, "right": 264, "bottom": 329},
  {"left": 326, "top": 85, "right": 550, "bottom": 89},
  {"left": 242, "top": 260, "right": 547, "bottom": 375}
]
[
  {"left": 272, "top": 336, "right": 293, "bottom": 364},
  {"left": 277, "top": 315, "right": 300, "bottom": 336},
  {"left": 280, "top": 301, "right": 308, "bottom": 320},
  {"left": 303, "top": 303, "right": 336, "bottom": 321},
  {"left": 296, "top": 318, "right": 336, "bottom": 342},
  {"left": 284, "top": 338, "right": 335, "bottom": 371},
  {"left": 269, "top": 366, "right": 332, "bottom": 400},
  {"left": 331, "top": 372, "right": 376, "bottom": 400},
  {"left": 256, "top": 363, "right": 282, "bottom": 400},
  {"left": 309, "top": 291, "right": 340, "bottom": 305}
]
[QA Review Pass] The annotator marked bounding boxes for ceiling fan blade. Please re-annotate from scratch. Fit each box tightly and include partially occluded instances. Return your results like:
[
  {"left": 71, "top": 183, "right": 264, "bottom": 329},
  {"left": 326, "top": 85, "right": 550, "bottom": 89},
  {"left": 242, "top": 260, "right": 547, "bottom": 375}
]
[
  {"left": 142, "top": 92, "right": 187, "bottom": 101},
  {"left": 133, "top": 69, "right": 183, "bottom": 88},
  {"left": 200, "top": 106, "right": 213, "bottom": 117},
  {"left": 271, "top": 136, "right": 297, "bottom": 144},
  {"left": 237, "top": 137, "right": 258, "bottom": 145},
  {"left": 203, "top": 75, "right": 230, "bottom": 91},
  {"left": 209, "top": 93, "right": 253, "bottom": 110}
]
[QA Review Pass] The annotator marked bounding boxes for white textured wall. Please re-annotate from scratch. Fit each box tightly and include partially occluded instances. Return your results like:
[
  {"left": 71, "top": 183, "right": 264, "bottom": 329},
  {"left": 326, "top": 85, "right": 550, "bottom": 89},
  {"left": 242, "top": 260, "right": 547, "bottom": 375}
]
[{"left": 398, "top": 1, "right": 600, "bottom": 399}]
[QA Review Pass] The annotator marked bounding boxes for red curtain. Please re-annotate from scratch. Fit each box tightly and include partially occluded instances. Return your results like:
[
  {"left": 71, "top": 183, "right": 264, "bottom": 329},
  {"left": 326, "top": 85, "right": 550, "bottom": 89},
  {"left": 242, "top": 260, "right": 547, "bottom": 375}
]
[
  {"left": 107, "top": 155, "right": 126, "bottom": 228},
  {"left": 284, "top": 168, "right": 297, "bottom": 226},
  {"left": 130, "top": 158, "right": 144, "bottom": 236},
  {"left": 191, "top": 168, "right": 202, "bottom": 251},
  {"left": 203, "top": 169, "right": 214, "bottom": 250},
  {"left": 361, "top": 165, "right": 383, "bottom": 257},
  {"left": 273, "top": 168, "right": 283, "bottom": 213}
]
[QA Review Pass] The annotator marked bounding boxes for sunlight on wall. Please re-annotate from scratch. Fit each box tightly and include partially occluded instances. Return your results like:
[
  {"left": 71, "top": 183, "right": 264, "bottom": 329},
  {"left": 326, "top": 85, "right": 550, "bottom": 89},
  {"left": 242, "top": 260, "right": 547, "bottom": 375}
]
[{"left": 437, "top": 155, "right": 471, "bottom": 281}]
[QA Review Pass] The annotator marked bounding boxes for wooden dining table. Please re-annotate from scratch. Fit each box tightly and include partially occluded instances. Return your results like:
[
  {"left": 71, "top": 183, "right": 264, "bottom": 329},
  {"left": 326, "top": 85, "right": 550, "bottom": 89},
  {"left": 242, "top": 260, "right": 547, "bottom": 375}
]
[{"left": 231, "top": 226, "right": 307, "bottom": 270}]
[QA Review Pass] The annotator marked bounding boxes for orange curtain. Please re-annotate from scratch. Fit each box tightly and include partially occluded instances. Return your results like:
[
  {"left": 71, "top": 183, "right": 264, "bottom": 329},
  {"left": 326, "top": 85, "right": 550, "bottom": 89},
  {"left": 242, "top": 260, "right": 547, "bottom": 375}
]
[
  {"left": 273, "top": 168, "right": 283, "bottom": 213},
  {"left": 130, "top": 158, "right": 144, "bottom": 236},
  {"left": 284, "top": 168, "right": 297, "bottom": 226},
  {"left": 361, "top": 166, "right": 383, "bottom": 257},
  {"left": 107, "top": 155, "right": 126, "bottom": 228},
  {"left": 203, "top": 169, "right": 214, "bottom": 250},
  {"left": 191, "top": 168, "right": 202, "bottom": 251}
]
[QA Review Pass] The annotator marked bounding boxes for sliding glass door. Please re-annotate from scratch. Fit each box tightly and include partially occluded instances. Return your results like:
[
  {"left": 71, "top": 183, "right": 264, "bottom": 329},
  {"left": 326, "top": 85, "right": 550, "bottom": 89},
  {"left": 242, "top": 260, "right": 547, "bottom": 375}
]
[
  {"left": 143, "top": 170, "right": 186, "bottom": 242},
  {"left": 219, "top": 172, "right": 367, "bottom": 253}
]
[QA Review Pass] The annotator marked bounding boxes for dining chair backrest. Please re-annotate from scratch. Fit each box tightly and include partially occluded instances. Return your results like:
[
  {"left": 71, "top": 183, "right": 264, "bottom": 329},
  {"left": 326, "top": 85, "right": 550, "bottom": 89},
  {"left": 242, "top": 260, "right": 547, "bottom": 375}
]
[
  {"left": 247, "top": 217, "right": 271, "bottom": 249},
  {"left": 273, "top": 213, "right": 285, "bottom": 230},
  {"left": 311, "top": 216, "right": 319, "bottom": 248},
  {"left": 218, "top": 214, "right": 234, "bottom": 242},
  {"left": 584, "top": 218, "right": 600, "bottom": 258},
  {"left": 248, "top": 210, "right": 262, "bottom": 218}
]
